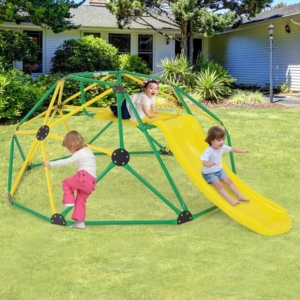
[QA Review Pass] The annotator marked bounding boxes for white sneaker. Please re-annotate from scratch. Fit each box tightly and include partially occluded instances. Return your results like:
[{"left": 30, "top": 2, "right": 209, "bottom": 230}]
[
  {"left": 62, "top": 203, "right": 74, "bottom": 207},
  {"left": 69, "top": 222, "right": 85, "bottom": 229}
]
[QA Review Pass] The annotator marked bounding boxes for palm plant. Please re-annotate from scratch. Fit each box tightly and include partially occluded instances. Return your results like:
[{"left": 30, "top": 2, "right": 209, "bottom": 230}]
[
  {"left": 156, "top": 54, "right": 194, "bottom": 89},
  {"left": 195, "top": 67, "right": 231, "bottom": 102}
]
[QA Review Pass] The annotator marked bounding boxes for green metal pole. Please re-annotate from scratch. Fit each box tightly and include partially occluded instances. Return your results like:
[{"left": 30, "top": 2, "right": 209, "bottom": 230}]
[
  {"left": 125, "top": 164, "right": 182, "bottom": 215},
  {"left": 96, "top": 162, "right": 116, "bottom": 183},
  {"left": 84, "top": 219, "right": 177, "bottom": 226},
  {"left": 179, "top": 87, "right": 222, "bottom": 123},
  {"left": 7, "top": 137, "right": 15, "bottom": 192},
  {"left": 226, "top": 132, "right": 236, "bottom": 174},
  {"left": 134, "top": 124, "right": 189, "bottom": 211},
  {"left": 18, "top": 82, "right": 58, "bottom": 127},
  {"left": 88, "top": 121, "right": 114, "bottom": 144},
  {"left": 80, "top": 80, "right": 94, "bottom": 117},
  {"left": 14, "top": 135, "right": 26, "bottom": 161},
  {"left": 12, "top": 202, "right": 51, "bottom": 223}
]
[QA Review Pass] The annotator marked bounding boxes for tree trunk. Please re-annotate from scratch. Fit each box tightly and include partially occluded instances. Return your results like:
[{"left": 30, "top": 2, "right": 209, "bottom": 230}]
[
  {"left": 180, "top": 21, "right": 188, "bottom": 55},
  {"left": 188, "top": 20, "right": 194, "bottom": 64}
]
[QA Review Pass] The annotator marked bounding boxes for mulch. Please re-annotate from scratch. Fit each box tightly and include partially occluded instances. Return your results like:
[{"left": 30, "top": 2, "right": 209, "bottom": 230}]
[{"left": 200, "top": 99, "right": 288, "bottom": 109}]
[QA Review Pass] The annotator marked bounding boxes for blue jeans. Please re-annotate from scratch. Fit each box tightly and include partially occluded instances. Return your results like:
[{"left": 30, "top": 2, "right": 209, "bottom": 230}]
[
  {"left": 202, "top": 169, "right": 227, "bottom": 184},
  {"left": 110, "top": 99, "right": 131, "bottom": 119}
]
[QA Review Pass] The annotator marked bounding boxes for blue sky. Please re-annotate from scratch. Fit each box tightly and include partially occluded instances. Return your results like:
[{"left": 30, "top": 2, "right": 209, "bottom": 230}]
[{"left": 271, "top": 0, "right": 300, "bottom": 5}]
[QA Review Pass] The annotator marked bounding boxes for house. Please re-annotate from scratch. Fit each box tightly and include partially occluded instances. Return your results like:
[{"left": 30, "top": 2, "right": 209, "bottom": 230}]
[
  {"left": 2, "top": 1, "right": 300, "bottom": 90},
  {"left": 3, "top": 0, "right": 181, "bottom": 75},
  {"left": 207, "top": 3, "right": 300, "bottom": 91}
]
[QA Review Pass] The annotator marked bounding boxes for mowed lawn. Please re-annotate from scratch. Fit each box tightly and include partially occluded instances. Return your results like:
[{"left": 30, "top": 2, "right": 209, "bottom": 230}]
[{"left": 0, "top": 106, "right": 300, "bottom": 300}]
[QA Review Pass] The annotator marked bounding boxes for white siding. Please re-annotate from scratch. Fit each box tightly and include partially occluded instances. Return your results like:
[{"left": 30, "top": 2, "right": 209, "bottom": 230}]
[
  {"left": 45, "top": 29, "right": 175, "bottom": 74},
  {"left": 207, "top": 16, "right": 300, "bottom": 91},
  {"left": 154, "top": 33, "right": 175, "bottom": 73},
  {"left": 45, "top": 30, "right": 81, "bottom": 74}
]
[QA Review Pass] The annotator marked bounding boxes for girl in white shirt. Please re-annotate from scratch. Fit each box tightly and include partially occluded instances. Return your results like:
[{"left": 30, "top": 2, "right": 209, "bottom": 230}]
[
  {"left": 110, "top": 78, "right": 159, "bottom": 121},
  {"left": 43, "top": 131, "right": 96, "bottom": 229},
  {"left": 200, "top": 126, "right": 250, "bottom": 206}
]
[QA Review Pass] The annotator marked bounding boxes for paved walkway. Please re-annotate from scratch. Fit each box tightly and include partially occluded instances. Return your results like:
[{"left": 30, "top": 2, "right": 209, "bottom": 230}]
[{"left": 264, "top": 94, "right": 300, "bottom": 107}]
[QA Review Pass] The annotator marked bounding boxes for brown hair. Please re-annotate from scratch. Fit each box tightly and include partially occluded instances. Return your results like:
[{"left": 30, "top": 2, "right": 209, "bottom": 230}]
[
  {"left": 62, "top": 131, "right": 87, "bottom": 152},
  {"left": 205, "top": 126, "right": 226, "bottom": 145}
]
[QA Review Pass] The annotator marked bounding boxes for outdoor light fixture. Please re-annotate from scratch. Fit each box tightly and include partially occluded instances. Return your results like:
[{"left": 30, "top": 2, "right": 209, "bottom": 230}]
[
  {"left": 268, "top": 24, "right": 274, "bottom": 103},
  {"left": 285, "top": 24, "right": 291, "bottom": 33},
  {"left": 268, "top": 23, "right": 274, "bottom": 36},
  {"left": 166, "top": 37, "right": 170, "bottom": 44}
]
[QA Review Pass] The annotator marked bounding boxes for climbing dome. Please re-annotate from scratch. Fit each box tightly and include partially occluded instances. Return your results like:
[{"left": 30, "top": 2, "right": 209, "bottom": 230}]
[{"left": 7, "top": 70, "right": 237, "bottom": 227}]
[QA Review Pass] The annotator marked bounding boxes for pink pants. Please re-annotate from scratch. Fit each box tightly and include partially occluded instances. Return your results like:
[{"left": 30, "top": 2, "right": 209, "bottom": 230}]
[{"left": 62, "top": 170, "right": 96, "bottom": 221}]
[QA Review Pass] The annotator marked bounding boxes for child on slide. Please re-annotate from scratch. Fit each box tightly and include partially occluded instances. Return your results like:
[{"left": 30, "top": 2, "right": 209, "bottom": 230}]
[{"left": 200, "top": 126, "right": 250, "bottom": 206}]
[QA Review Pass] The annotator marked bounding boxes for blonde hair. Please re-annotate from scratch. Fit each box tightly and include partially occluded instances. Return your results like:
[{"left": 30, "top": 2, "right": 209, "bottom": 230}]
[
  {"left": 62, "top": 131, "right": 87, "bottom": 152},
  {"left": 205, "top": 126, "right": 226, "bottom": 145}
]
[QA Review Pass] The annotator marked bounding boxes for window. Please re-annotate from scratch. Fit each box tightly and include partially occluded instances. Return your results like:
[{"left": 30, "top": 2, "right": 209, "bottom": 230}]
[
  {"left": 83, "top": 32, "right": 101, "bottom": 38},
  {"left": 23, "top": 31, "right": 43, "bottom": 74},
  {"left": 138, "top": 35, "right": 153, "bottom": 70},
  {"left": 108, "top": 34, "right": 131, "bottom": 53}
]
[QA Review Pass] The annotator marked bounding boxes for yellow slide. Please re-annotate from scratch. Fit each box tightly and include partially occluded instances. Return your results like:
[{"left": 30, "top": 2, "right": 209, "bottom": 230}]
[{"left": 153, "top": 114, "right": 292, "bottom": 236}]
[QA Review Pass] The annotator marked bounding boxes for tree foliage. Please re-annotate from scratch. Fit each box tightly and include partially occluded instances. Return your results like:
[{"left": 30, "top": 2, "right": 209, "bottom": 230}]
[
  {"left": 0, "top": 30, "right": 38, "bottom": 68},
  {"left": 0, "top": 0, "right": 84, "bottom": 33},
  {"left": 106, "top": 0, "right": 272, "bottom": 62}
]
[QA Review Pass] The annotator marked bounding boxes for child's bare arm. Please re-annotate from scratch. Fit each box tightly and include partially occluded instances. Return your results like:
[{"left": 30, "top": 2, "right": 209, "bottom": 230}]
[
  {"left": 142, "top": 104, "right": 157, "bottom": 119},
  {"left": 231, "top": 147, "right": 250, "bottom": 154},
  {"left": 202, "top": 160, "right": 216, "bottom": 168}
]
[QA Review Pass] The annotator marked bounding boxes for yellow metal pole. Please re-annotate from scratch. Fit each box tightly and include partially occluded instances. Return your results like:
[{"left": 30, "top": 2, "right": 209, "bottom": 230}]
[
  {"left": 41, "top": 141, "right": 57, "bottom": 215},
  {"left": 43, "top": 81, "right": 63, "bottom": 125},
  {"left": 10, "top": 139, "right": 39, "bottom": 196},
  {"left": 49, "top": 88, "right": 113, "bottom": 128}
]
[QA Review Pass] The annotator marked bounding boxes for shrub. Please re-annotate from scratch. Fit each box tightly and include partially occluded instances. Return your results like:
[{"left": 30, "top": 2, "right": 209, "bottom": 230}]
[
  {"left": 228, "top": 90, "right": 264, "bottom": 105},
  {"left": 51, "top": 36, "right": 119, "bottom": 74},
  {"left": 119, "top": 54, "right": 151, "bottom": 74},
  {"left": 156, "top": 54, "right": 194, "bottom": 88},
  {"left": 194, "top": 53, "right": 236, "bottom": 86},
  {"left": 33, "top": 72, "right": 148, "bottom": 108},
  {"left": 0, "top": 68, "right": 44, "bottom": 122},
  {"left": 194, "top": 68, "right": 231, "bottom": 102},
  {"left": 277, "top": 82, "right": 290, "bottom": 93},
  {"left": 0, "top": 30, "right": 37, "bottom": 69},
  {"left": 34, "top": 73, "right": 117, "bottom": 107}
]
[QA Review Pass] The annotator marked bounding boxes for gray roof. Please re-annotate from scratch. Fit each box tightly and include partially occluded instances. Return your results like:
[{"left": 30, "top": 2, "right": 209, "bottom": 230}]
[
  {"left": 69, "top": 3, "right": 300, "bottom": 31},
  {"left": 69, "top": 6, "right": 178, "bottom": 30},
  {"left": 243, "top": 3, "right": 300, "bottom": 24}
]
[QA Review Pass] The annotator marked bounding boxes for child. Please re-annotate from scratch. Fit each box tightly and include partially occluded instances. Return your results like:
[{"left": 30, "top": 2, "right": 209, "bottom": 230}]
[
  {"left": 43, "top": 131, "right": 96, "bottom": 229},
  {"left": 110, "top": 78, "right": 159, "bottom": 121},
  {"left": 200, "top": 126, "right": 250, "bottom": 206}
]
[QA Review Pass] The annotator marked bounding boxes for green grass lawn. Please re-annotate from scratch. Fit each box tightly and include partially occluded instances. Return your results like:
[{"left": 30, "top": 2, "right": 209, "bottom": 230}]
[{"left": 1, "top": 107, "right": 300, "bottom": 300}]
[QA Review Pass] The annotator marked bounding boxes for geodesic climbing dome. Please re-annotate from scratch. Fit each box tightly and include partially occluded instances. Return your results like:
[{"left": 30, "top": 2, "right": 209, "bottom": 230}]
[{"left": 7, "top": 70, "right": 236, "bottom": 227}]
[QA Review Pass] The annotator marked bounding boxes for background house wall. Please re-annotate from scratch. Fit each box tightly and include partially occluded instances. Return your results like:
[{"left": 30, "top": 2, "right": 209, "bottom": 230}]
[
  {"left": 207, "top": 16, "right": 300, "bottom": 90},
  {"left": 4, "top": 24, "right": 176, "bottom": 75}
]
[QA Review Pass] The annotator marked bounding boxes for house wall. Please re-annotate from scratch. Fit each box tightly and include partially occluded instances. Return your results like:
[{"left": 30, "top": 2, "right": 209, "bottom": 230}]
[
  {"left": 207, "top": 16, "right": 300, "bottom": 91},
  {"left": 3, "top": 23, "right": 175, "bottom": 75}
]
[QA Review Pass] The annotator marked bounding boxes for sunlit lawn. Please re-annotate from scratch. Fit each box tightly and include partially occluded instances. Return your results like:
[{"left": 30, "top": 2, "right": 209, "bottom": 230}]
[{"left": 0, "top": 106, "right": 300, "bottom": 300}]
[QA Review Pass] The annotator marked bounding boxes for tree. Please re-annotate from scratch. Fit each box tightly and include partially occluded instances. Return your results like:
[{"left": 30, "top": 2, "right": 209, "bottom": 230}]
[
  {"left": 0, "top": 30, "right": 38, "bottom": 69},
  {"left": 106, "top": 0, "right": 272, "bottom": 63},
  {"left": 0, "top": 0, "right": 84, "bottom": 33},
  {"left": 0, "top": 1, "right": 84, "bottom": 69}
]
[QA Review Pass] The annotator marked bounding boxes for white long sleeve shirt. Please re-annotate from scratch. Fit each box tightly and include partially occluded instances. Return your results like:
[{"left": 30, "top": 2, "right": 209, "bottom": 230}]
[{"left": 50, "top": 147, "right": 96, "bottom": 178}]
